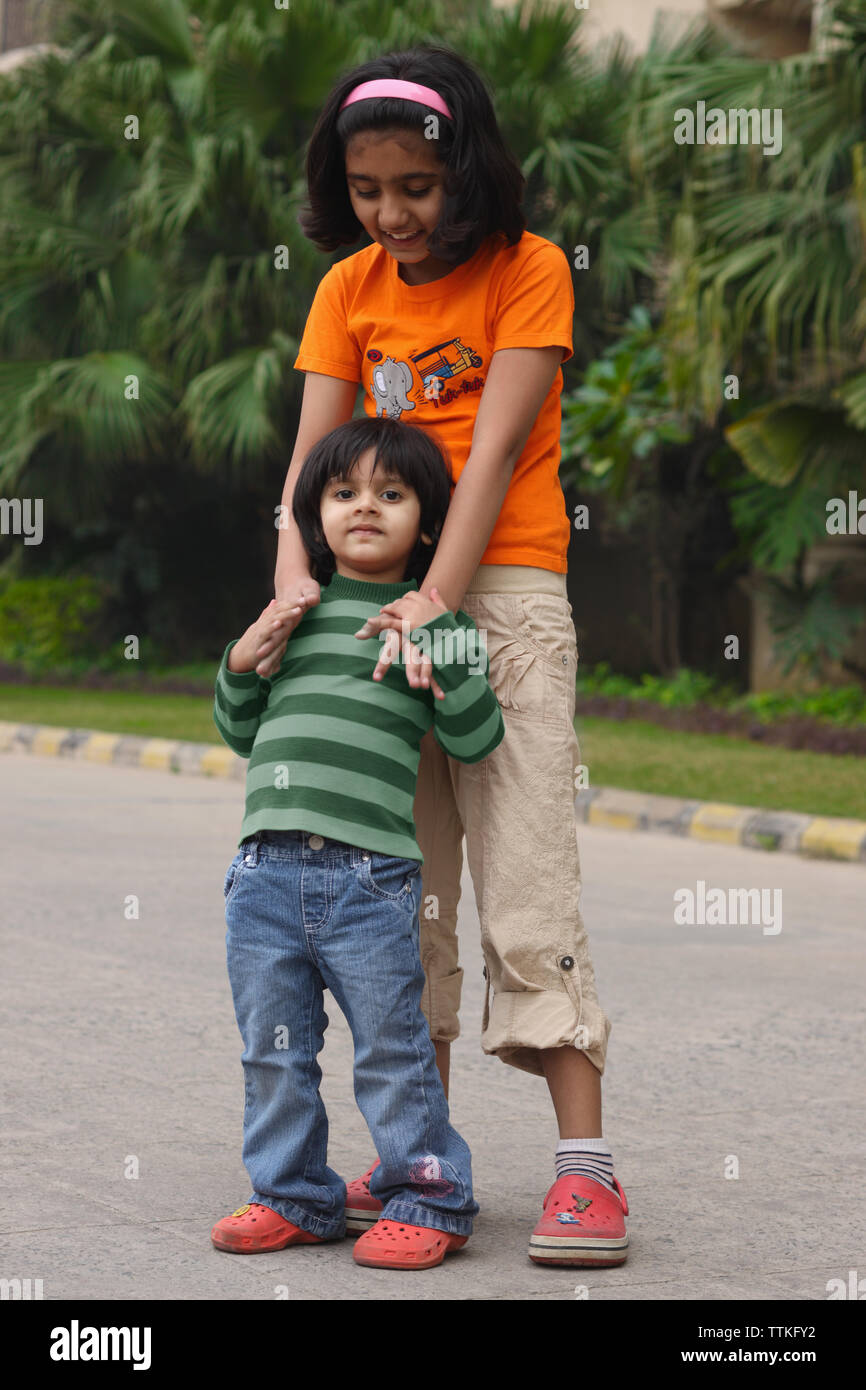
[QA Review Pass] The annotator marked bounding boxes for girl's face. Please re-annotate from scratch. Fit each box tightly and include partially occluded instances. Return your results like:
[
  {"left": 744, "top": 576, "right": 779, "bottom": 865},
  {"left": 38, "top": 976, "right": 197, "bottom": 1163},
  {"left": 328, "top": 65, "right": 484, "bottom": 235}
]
[
  {"left": 345, "top": 128, "right": 451, "bottom": 285},
  {"left": 320, "top": 448, "right": 429, "bottom": 583}
]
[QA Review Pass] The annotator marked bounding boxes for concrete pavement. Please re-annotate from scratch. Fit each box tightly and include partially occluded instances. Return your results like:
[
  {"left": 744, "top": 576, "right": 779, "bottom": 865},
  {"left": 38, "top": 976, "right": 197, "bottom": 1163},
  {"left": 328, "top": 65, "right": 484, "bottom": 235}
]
[
  {"left": 1, "top": 751, "right": 864, "bottom": 1300},
  {"left": 3, "top": 719, "right": 866, "bottom": 864}
]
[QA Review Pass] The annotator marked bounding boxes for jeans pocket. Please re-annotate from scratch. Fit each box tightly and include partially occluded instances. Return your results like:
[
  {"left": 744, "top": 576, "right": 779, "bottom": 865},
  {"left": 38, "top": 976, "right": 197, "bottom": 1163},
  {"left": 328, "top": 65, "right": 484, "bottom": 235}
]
[
  {"left": 223, "top": 850, "right": 245, "bottom": 907},
  {"left": 358, "top": 853, "right": 421, "bottom": 906}
]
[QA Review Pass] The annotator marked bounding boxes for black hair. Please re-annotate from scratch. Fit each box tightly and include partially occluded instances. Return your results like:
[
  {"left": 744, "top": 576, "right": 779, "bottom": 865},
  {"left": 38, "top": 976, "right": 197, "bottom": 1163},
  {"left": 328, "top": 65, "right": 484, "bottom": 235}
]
[
  {"left": 291, "top": 415, "right": 454, "bottom": 588},
  {"left": 297, "top": 43, "right": 526, "bottom": 265}
]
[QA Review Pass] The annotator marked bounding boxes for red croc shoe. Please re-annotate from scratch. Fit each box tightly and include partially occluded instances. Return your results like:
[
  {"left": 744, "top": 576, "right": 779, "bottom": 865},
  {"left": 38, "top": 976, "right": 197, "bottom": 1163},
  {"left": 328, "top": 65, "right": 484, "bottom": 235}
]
[
  {"left": 528, "top": 1174, "right": 629, "bottom": 1267},
  {"left": 211, "top": 1202, "right": 332, "bottom": 1254},
  {"left": 353, "top": 1219, "right": 468, "bottom": 1270},
  {"left": 345, "top": 1160, "right": 382, "bottom": 1234}
]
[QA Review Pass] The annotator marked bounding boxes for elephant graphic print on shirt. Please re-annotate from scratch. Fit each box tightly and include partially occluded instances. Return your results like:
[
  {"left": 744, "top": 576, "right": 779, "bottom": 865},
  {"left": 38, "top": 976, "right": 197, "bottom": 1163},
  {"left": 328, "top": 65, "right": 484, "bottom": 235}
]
[{"left": 370, "top": 356, "right": 416, "bottom": 419}]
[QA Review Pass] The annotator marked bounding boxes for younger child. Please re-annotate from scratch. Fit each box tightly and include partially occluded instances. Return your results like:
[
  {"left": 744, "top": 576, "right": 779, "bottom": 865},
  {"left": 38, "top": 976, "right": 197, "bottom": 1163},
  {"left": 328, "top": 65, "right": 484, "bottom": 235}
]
[{"left": 210, "top": 415, "right": 504, "bottom": 1271}]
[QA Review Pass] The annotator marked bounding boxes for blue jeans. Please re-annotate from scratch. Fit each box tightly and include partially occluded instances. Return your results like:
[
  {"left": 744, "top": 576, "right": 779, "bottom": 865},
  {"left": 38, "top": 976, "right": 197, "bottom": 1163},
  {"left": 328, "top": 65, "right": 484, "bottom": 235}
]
[{"left": 223, "top": 829, "right": 478, "bottom": 1240}]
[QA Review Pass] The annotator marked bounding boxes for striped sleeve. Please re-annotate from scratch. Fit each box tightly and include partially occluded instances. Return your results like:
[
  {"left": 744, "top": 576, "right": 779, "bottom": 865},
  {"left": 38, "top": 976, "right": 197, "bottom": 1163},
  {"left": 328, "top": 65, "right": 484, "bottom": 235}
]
[
  {"left": 410, "top": 611, "right": 504, "bottom": 764},
  {"left": 213, "top": 640, "right": 271, "bottom": 758}
]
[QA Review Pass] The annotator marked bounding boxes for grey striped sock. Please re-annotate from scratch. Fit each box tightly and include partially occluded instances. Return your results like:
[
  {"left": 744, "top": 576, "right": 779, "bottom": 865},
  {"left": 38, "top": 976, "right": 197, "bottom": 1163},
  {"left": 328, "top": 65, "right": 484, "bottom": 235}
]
[{"left": 555, "top": 1138, "right": 616, "bottom": 1194}]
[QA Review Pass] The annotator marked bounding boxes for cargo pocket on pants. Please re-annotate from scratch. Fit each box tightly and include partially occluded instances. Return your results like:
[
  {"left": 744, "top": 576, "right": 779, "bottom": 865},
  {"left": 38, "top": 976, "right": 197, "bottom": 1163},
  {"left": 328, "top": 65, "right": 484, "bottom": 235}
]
[
  {"left": 486, "top": 640, "right": 543, "bottom": 718},
  {"left": 484, "top": 597, "right": 574, "bottom": 726}
]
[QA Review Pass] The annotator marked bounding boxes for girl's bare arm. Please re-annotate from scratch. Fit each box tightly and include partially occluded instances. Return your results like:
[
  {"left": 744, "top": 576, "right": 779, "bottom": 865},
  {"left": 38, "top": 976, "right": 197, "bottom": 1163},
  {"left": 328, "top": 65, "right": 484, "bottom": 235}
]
[
  {"left": 274, "top": 371, "right": 359, "bottom": 598},
  {"left": 419, "top": 346, "right": 565, "bottom": 610},
  {"left": 354, "top": 345, "right": 565, "bottom": 689}
]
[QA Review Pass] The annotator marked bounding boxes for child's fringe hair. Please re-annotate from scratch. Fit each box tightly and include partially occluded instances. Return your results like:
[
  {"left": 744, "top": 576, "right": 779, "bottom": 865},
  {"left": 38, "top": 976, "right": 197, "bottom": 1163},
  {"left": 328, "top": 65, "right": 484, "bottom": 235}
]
[{"left": 291, "top": 414, "right": 454, "bottom": 588}]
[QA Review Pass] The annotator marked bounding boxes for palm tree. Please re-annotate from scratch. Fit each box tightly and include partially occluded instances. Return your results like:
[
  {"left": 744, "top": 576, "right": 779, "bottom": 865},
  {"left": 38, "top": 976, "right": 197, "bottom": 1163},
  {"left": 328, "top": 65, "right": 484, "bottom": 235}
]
[
  {"left": 2, "top": 0, "right": 862, "bottom": 676},
  {"left": 1, "top": 0, "right": 617, "bottom": 650},
  {"left": 0, "top": 0, "right": 628, "bottom": 657},
  {"left": 0, "top": 1, "right": 443, "bottom": 652},
  {"left": 554, "top": 0, "right": 866, "bottom": 680},
  {"left": 642, "top": 1, "right": 866, "bottom": 680}
]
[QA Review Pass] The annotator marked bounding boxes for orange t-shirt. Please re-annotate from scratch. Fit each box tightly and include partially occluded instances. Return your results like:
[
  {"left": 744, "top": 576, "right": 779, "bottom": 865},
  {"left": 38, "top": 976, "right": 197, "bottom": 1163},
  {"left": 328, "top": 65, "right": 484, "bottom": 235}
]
[{"left": 293, "top": 229, "right": 575, "bottom": 572}]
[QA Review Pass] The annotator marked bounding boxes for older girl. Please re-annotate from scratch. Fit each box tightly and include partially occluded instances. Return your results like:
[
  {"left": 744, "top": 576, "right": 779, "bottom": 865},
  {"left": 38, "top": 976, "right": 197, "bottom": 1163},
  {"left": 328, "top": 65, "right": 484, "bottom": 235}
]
[{"left": 260, "top": 43, "right": 628, "bottom": 1267}]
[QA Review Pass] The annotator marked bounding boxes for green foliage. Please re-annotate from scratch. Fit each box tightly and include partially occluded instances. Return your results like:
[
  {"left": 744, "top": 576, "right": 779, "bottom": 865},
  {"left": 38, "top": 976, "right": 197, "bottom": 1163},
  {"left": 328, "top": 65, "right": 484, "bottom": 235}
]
[
  {"left": 0, "top": 0, "right": 632, "bottom": 659},
  {"left": 741, "top": 683, "right": 866, "bottom": 724},
  {"left": 754, "top": 568, "right": 866, "bottom": 678},
  {"left": 575, "top": 660, "right": 636, "bottom": 699},
  {"left": 649, "top": 4, "right": 866, "bottom": 410},
  {"left": 630, "top": 667, "right": 730, "bottom": 708},
  {"left": 721, "top": 397, "right": 866, "bottom": 571},
  {"left": 2, "top": 0, "right": 865, "bottom": 686},
  {"left": 578, "top": 660, "right": 866, "bottom": 725},
  {"left": 0, "top": 575, "right": 107, "bottom": 673},
  {"left": 579, "top": 660, "right": 738, "bottom": 708},
  {"left": 560, "top": 0, "right": 866, "bottom": 684},
  {"left": 722, "top": 467, "right": 856, "bottom": 576},
  {"left": 561, "top": 305, "right": 692, "bottom": 500}
]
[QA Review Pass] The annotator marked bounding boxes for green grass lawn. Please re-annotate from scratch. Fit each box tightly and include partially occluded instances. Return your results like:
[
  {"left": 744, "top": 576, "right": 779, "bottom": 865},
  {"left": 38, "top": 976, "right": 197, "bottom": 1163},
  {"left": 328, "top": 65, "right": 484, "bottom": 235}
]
[
  {"left": 0, "top": 683, "right": 220, "bottom": 743},
  {"left": 2, "top": 684, "right": 865, "bottom": 821},
  {"left": 575, "top": 718, "right": 866, "bottom": 820}
]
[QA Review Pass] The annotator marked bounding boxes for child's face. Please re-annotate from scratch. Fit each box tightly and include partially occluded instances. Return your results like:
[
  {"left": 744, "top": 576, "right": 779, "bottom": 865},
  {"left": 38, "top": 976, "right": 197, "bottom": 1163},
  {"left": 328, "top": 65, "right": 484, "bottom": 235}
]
[
  {"left": 345, "top": 128, "right": 449, "bottom": 282},
  {"left": 320, "top": 448, "right": 426, "bottom": 583}
]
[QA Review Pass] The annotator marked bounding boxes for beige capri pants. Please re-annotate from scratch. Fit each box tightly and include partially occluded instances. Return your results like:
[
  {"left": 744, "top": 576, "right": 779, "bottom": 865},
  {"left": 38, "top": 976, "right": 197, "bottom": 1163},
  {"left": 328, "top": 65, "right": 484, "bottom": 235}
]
[{"left": 413, "top": 563, "right": 611, "bottom": 1079}]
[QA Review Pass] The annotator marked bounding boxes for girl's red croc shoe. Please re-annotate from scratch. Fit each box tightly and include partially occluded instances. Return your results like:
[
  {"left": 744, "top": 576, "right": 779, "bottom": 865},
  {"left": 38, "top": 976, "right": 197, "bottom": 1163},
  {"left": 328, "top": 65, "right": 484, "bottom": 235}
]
[
  {"left": 528, "top": 1174, "right": 629, "bottom": 1267},
  {"left": 345, "top": 1160, "right": 383, "bottom": 1233},
  {"left": 353, "top": 1219, "right": 468, "bottom": 1270},
  {"left": 211, "top": 1202, "right": 331, "bottom": 1254}
]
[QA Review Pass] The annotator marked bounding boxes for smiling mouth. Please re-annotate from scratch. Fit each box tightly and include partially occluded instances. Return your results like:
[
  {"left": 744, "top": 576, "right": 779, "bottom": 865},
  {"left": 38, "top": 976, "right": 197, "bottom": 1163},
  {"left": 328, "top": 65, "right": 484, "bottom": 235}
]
[{"left": 382, "top": 229, "right": 424, "bottom": 245}]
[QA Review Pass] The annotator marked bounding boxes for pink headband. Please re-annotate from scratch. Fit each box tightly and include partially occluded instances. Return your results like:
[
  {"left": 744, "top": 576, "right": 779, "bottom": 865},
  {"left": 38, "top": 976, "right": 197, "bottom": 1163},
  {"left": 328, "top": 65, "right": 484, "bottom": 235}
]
[{"left": 339, "top": 79, "right": 453, "bottom": 120}]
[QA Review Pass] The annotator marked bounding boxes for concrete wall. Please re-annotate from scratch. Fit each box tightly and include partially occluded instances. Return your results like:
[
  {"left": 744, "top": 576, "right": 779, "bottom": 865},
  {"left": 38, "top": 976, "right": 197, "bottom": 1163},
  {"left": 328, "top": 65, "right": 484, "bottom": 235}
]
[
  {"left": 490, "top": 0, "right": 814, "bottom": 57},
  {"left": 0, "top": 0, "right": 52, "bottom": 54},
  {"left": 564, "top": 0, "right": 707, "bottom": 53}
]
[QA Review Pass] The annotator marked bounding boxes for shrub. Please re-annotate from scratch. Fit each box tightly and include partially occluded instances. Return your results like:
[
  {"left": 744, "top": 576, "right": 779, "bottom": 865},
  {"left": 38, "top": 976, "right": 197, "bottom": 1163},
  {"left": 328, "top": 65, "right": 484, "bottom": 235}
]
[
  {"left": 577, "top": 661, "right": 866, "bottom": 726},
  {"left": 0, "top": 575, "right": 107, "bottom": 675}
]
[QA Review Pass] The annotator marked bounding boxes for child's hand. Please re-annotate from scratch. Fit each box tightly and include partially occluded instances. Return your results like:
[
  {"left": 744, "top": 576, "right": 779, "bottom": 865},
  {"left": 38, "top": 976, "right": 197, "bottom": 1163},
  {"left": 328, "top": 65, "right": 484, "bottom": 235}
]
[
  {"left": 354, "top": 587, "right": 449, "bottom": 698},
  {"left": 228, "top": 597, "right": 312, "bottom": 675}
]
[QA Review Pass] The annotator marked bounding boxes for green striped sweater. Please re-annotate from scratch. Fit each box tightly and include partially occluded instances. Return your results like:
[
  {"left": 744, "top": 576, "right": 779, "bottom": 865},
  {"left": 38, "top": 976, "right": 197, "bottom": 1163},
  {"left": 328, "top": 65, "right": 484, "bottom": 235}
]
[{"left": 213, "top": 572, "right": 505, "bottom": 859}]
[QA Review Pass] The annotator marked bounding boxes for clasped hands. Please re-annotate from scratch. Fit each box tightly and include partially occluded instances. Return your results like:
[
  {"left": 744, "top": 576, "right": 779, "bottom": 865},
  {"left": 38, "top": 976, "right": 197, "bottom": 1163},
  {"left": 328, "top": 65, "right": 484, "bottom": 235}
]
[{"left": 250, "top": 579, "right": 449, "bottom": 699}]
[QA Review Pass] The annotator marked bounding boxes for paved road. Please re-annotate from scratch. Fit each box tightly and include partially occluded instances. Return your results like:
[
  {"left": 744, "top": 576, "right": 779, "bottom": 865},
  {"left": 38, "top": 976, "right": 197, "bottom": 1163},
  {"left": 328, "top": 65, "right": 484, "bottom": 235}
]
[{"left": 2, "top": 752, "right": 864, "bottom": 1301}]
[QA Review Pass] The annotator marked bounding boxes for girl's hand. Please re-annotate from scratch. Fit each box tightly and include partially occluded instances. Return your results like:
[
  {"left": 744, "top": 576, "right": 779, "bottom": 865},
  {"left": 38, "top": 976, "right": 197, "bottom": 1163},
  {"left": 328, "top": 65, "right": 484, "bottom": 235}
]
[
  {"left": 277, "top": 575, "right": 322, "bottom": 607},
  {"left": 229, "top": 598, "right": 307, "bottom": 674},
  {"left": 253, "top": 577, "right": 320, "bottom": 677},
  {"left": 354, "top": 587, "right": 449, "bottom": 699}
]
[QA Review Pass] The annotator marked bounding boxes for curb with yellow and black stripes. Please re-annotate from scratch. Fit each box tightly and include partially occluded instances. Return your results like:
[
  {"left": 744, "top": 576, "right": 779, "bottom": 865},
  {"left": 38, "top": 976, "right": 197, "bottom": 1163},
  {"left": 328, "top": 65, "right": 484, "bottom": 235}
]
[{"left": 2, "top": 720, "right": 865, "bottom": 865}]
